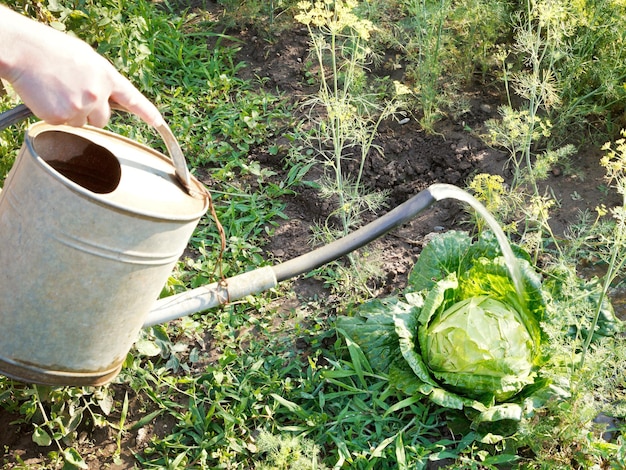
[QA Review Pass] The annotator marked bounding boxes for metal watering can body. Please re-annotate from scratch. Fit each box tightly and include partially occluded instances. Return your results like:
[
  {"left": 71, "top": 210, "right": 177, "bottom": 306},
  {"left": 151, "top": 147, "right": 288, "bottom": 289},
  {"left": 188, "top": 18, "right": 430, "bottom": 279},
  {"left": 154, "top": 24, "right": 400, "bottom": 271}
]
[
  {"left": 0, "top": 105, "right": 444, "bottom": 387},
  {"left": 0, "top": 120, "right": 209, "bottom": 386}
]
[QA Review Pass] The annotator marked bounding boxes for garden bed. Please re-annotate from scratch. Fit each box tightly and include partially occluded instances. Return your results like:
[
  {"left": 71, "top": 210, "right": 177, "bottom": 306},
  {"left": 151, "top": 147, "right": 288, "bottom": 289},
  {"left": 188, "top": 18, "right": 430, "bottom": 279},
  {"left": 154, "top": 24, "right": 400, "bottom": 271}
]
[{"left": 2, "top": 0, "right": 626, "bottom": 468}]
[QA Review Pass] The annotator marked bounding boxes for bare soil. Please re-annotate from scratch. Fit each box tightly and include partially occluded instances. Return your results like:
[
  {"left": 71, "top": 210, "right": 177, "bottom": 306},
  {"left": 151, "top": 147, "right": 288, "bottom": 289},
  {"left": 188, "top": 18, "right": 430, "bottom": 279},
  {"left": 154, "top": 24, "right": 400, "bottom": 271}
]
[{"left": 1, "top": 4, "right": 620, "bottom": 468}]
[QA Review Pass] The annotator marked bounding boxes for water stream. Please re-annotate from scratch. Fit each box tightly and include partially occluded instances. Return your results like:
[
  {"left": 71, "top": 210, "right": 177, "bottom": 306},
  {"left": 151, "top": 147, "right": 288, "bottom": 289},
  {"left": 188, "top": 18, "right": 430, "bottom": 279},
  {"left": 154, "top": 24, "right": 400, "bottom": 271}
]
[{"left": 428, "top": 183, "right": 525, "bottom": 301}]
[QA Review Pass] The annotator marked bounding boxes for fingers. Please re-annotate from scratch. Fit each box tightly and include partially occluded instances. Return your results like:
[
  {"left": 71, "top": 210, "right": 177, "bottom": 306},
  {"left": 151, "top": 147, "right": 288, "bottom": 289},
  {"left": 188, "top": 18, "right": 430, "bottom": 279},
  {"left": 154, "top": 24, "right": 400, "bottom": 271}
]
[
  {"left": 47, "top": 87, "right": 159, "bottom": 129},
  {"left": 45, "top": 93, "right": 109, "bottom": 128},
  {"left": 23, "top": 99, "right": 87, "bottom": 127},
  {"left": 10, "top": 48, "right": 159, "bottom": 128},
  {"left": 85, "top": 101, "right": 112, "bottom": 128},
  {"left": 42, "top": 80, "right": 155, "bottom": 128}
]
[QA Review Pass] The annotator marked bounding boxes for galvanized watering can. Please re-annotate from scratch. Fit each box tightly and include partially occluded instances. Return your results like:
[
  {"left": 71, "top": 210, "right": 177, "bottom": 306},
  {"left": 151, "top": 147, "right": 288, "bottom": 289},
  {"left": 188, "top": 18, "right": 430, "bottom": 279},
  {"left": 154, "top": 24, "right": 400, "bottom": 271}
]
[{"left": 0, "top": 105, "right": 440, "bottom": 387}]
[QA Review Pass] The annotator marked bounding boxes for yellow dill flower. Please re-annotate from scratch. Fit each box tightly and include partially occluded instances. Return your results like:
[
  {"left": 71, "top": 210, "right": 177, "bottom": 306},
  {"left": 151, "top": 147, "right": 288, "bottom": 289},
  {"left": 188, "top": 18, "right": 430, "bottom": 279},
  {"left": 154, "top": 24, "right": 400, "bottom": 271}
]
[
  {"left": 469, "top": 174, "right": 505, "bottom": 211},
  {"left": 600, "top": 131, "right": 626, "bottom": 196},
  {"left": 393, "top": 80, "right": 412, "bottom": 96},
  {"left": 295, "top": 0, "right": 376, "bottom": 40}
]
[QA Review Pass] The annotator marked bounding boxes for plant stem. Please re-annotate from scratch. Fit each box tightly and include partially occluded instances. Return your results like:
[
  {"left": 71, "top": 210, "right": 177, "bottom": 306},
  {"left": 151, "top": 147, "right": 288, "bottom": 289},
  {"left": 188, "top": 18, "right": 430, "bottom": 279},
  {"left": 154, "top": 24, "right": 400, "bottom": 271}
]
[{"left": 581, "top": 206, "right": 626, "bottom": 365}]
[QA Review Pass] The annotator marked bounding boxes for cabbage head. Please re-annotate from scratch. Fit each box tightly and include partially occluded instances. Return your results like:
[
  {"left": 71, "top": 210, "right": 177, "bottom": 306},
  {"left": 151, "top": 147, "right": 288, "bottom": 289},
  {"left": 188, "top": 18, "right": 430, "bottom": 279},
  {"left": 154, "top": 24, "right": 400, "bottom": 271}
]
[{"left": 422, "top": 295, "right": 535, "bottom": 401}]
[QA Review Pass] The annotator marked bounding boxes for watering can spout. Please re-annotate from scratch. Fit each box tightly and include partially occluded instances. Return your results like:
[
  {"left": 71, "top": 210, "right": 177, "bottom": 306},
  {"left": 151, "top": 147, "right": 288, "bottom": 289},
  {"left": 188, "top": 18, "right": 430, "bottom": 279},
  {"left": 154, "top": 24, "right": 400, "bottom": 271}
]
[
  {"left": 145, "top": 266, "right": 279, "bottom": 327},
  {"left": 143, "top": 185, "right": 440, "bottom": 328}
]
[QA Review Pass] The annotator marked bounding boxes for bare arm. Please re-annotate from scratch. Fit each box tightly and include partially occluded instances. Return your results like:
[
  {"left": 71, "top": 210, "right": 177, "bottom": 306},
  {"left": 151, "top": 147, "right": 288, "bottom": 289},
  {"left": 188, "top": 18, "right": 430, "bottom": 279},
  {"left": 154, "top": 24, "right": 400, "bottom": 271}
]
[{"left": 0, "top": 5, "right": 163, "bottom": 128}]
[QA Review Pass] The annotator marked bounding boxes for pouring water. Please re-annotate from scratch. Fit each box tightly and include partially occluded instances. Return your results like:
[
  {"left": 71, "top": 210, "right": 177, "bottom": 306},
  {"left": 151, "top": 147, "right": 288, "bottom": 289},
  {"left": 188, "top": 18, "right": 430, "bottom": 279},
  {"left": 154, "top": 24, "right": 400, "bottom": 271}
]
[{"left": 428, "top": 183, "right": 526, "bottom": 303}]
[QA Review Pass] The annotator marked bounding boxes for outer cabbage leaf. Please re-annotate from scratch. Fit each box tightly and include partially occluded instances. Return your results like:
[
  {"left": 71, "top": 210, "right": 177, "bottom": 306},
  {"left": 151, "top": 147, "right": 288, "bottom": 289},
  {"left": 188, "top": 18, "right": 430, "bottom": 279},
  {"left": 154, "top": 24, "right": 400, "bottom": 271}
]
[
  {"left": 406, "top": 230, "right": 531, "bottom": 294},
  {"left": 406, "top": 231, "right": 472, "bottom": 293},
  {"left": 464, "top": 230, "right": 532, "bottom": 268},
  {"left": 336, "top": 297, "right": 414, "bottom": 373},
  {"left": 472, "top": 402, "right": 522, "bottom": 424},
  {"left": 393, "top": 304, "right": 440, "bottom": 388},
  {"left": 388, "top": 361, "right": 440, "bottom": 404}
]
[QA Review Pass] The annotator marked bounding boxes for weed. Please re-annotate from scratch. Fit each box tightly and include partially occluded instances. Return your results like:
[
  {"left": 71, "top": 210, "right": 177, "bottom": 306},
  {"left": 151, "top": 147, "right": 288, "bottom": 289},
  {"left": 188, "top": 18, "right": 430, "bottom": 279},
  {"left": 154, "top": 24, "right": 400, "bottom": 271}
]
[
  {"left": 0, "top": 379, "right": 118, "bottom": 468},
  {"left": 254, "top": 429, "right": 328, "bottom": 469}
]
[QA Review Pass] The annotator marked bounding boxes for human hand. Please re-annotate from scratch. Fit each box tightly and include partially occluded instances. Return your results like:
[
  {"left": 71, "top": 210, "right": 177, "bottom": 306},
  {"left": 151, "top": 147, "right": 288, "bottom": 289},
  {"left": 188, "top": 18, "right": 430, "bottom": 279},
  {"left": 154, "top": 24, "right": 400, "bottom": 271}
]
[{"left": 0, "top": 6, "right": 164, "bottom": 128}]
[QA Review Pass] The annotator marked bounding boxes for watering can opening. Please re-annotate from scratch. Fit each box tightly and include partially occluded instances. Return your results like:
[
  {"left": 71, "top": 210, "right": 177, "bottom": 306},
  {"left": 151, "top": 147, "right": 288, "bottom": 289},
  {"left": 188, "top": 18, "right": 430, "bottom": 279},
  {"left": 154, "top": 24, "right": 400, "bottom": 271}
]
[{"left": 33, "top": 130, "right": 122, "bottom": 194}]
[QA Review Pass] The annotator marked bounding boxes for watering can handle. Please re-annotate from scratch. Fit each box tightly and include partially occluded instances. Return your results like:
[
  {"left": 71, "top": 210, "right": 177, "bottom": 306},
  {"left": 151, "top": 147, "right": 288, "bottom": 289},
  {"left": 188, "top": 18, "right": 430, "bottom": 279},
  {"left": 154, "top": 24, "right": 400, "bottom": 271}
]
[
  {"left": 0, "top": 103, "right": 194, "bottom": 193},
  {"left": 153, "top": 120, "right": 193, "bottom": 192},
  {"left": 0, "top": 103, "right": 33, "bottom": 131}
]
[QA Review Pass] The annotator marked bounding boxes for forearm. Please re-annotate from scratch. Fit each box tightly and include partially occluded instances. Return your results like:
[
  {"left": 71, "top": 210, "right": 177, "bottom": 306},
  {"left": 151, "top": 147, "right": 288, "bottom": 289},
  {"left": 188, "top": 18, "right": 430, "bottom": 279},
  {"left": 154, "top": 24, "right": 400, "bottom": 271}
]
[{"left": 0, "top": 5, "right": 42, "bottom": 82}]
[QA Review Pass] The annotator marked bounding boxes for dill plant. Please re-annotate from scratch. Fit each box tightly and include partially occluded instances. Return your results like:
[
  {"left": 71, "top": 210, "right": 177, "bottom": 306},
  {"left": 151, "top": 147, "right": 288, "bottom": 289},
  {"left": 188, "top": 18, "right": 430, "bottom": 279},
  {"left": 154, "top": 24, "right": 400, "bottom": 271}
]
[
  {"left": 295, "top": 0, "right": 406, "bottom": 236},
  {"left": 484, "top": 0, "right": 581, "bottom": 260},
  {"left": 446, "top": 0, "right": 511, "bottom": 85},
  {"left": 549, "top": 0, "right": 626, "bottom": 139},
  {"left": 295, "top": 0, "right": 408, "bottom": 234},
  {"left": 401, "top": 0, "right": 451, "bottom": 132},
  {"left": 540, "top": 131, "right": 626, "bottom": 368},
  {"left": 579, "top": 131, "right": 626, "bottom": 361},
  {"left": 487, "top": 0, "right": 626, "bottom": 188},
  {"left": 391, "top": 0, "right": 511, "bottom": 131},
  {"left": 486, "top": 0, "right": 564, "bottom": 192},
  {"left": 486, "top": 0, "right": 626, "bottom": 146},
  {"left": 295, "top": 0, "right": 406, "bottom": 295}
]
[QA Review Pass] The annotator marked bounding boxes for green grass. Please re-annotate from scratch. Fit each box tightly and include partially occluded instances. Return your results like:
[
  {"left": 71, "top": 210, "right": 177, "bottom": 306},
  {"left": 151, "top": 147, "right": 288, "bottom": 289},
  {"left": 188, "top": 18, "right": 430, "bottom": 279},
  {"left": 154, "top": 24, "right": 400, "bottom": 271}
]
[{"left": 1, "top": 0, "right": 626, "bottom": 468}]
